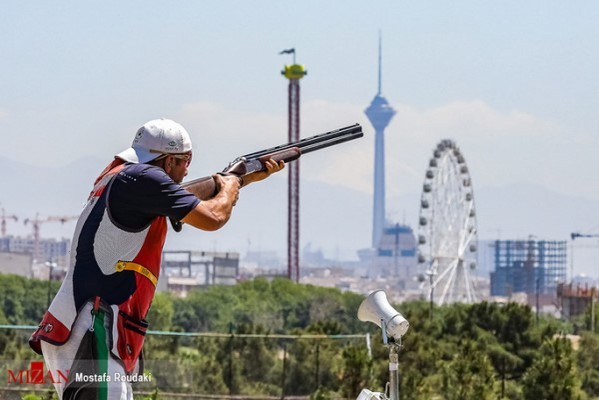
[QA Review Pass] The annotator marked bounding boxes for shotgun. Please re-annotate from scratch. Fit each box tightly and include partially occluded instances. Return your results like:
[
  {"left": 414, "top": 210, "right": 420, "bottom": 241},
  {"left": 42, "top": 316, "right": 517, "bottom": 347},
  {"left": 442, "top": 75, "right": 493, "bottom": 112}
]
[{"left": 171, "top": 123, "right": 363, "bottom": 231}]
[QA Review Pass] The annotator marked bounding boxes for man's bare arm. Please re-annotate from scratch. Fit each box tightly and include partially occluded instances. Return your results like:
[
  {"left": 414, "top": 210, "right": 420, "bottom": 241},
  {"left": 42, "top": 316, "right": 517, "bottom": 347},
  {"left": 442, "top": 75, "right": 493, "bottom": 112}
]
[{"left": 181, "top": 174, "right": 239, "bottom": 231}]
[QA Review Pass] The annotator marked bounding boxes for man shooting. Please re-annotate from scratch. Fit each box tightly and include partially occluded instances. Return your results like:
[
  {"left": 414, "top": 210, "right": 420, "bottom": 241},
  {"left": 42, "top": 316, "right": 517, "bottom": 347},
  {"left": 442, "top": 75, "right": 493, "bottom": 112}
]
[{"left": 29, "top": 118, "right": 284, "bottom": 399}]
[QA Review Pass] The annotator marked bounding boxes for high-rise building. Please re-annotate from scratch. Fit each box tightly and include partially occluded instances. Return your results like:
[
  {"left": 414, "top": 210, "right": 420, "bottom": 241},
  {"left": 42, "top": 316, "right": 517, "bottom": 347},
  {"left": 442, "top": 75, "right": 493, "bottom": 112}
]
[
  {"left": 365, "top": 35, "right": 395, "bottom": 248},
  {"left": 490, "top": 239, "right": 567, "bottom": 296}
]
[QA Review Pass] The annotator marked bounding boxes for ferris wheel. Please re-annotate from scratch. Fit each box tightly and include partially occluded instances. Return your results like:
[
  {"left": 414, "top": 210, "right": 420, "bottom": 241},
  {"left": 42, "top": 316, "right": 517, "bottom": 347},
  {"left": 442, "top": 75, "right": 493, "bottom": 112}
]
[{"left": 417, "top": 139, "right": 478, "bottom": 305}]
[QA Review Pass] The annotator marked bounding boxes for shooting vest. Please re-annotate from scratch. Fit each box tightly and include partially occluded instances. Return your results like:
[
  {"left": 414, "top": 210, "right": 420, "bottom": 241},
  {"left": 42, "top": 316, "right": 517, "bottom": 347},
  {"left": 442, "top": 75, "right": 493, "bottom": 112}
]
[{"left": 30, "top": 160, "right": 167, "bottom": 371}]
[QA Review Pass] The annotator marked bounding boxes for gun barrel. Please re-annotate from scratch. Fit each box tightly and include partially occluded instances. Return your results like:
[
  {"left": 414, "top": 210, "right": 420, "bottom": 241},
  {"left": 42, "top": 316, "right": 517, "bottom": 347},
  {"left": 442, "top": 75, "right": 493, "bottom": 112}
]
[
  {"left": 299, "top": 129, "right": 363, "bottom": 154},
  {"left": 241, "top": 124, "right": 363, "bottom": 160}
]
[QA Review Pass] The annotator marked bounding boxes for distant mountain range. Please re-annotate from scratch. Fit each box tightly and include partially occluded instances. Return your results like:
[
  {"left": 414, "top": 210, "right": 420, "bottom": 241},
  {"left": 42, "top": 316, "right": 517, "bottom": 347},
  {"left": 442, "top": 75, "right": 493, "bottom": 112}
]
[{"left": 2, "top": 156, "right": 598, "bottom": 275}]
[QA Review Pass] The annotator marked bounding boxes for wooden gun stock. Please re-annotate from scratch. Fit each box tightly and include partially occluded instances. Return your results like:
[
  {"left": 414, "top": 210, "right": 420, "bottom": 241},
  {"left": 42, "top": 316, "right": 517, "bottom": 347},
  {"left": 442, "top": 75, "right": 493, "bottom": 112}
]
[{"left": 181, "top": 176, "right": 218, "bottom": 201}]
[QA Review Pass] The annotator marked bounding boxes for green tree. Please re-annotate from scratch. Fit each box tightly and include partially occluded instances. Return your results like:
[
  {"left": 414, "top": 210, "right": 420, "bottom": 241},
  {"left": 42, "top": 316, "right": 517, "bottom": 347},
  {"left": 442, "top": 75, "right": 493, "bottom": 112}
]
[
  {"left": 577, "top": 333, "right": 599, "bottom": 397},
  {"left": 10, "top": 273, "right": 599, "bottom": 399},
  {"left": 339, "top": 344, "right": 371, "bottom": 399},
  {"left": 146, "top": 292, "right": 174, "bottom": 331},
  {"left": 439, "top": 340, "right": 496, "bottom": 400},
  {"left": 235, "top": 323, "right": 278, "bottom": 395},
  {"left": 522, "top": 337, "right": 586, "bottom": 400},
  {"left": 0, "top": 274, "right": 26, "bottom": 323}
]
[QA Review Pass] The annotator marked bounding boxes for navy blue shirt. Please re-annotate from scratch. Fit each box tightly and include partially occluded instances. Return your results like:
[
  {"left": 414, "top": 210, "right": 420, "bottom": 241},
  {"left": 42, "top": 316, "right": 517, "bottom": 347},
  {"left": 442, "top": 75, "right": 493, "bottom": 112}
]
[{"left": 107, "top": 163, "right": 200, "bottom": 231}]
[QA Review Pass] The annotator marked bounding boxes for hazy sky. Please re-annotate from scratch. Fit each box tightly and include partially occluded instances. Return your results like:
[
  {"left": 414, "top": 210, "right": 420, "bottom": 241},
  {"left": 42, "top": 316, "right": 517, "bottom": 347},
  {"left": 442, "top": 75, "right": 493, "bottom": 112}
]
[{"left": 1, "top": 2, "right": 598, "bottom": 270}]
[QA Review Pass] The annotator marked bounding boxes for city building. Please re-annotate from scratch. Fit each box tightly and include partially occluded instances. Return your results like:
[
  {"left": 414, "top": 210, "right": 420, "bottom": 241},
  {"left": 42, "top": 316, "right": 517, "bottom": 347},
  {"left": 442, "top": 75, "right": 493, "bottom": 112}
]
[
  {"left": 358, "top": 224, "right": 417, "bottom": 286},
  {"left": 0, "top": 235, "right": 70, "bottom": 269},
  {"left": 490, "top": 239, "right": 567, "bottom": 297},
  {"left": 161, "top": 250, "right": 240, "bottom": 296},
  {"left": 558, "top": 282, "right": 597, "bottom": 321},
  {"left": 0, "top": 251, "right": 32, "bottom": 277}
]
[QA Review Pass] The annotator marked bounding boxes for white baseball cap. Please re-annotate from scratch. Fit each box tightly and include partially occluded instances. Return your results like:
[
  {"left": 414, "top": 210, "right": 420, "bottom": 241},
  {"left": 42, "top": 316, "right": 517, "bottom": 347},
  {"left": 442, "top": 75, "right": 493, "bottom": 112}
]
[{"left": 116, "top": 118, "right": 192, "bottom": 163}]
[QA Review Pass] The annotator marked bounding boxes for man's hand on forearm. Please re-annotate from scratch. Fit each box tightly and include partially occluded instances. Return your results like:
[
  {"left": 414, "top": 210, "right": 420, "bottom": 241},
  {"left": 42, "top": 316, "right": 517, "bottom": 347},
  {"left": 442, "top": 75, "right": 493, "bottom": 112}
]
[{"left": 242, "top": 159, "right": 285, "bottom": 186}]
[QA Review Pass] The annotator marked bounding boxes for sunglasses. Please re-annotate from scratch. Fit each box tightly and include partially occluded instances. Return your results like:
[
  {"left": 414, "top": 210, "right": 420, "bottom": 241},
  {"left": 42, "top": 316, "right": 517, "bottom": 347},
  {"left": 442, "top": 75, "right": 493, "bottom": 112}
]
[{"left": 153, "top": 152, "right": 192, "bottom": 166}]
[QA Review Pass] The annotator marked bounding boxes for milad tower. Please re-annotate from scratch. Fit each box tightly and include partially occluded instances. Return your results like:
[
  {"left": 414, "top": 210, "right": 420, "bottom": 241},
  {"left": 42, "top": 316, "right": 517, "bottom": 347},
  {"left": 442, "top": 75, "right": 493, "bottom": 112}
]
[{"left": 365, "top": 36, "right": 396, "bottom": 248}]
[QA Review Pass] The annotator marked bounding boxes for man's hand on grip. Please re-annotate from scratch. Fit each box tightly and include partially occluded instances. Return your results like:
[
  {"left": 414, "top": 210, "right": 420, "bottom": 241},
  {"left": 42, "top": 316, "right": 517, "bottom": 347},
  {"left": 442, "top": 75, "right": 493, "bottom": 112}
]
[{"left": 214, "top": 174, "right": 241, "bottom": 206}]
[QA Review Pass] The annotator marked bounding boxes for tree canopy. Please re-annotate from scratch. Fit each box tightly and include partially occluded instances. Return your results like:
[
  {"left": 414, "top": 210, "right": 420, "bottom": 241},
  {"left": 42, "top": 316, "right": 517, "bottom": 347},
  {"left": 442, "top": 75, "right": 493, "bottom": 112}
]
[{"left": 0, "top": 273, "right": 598, "bottom": 399}]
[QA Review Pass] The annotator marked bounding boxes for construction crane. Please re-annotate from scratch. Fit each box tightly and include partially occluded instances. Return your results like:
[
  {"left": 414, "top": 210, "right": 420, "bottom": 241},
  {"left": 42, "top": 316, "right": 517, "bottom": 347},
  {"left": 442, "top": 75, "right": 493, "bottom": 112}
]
[
  {"left": 24, "top": 213, "right": 78, "bottom": 262},
  {"left": 571, "top": 232, "right": 599, "bottom": 240},
  {"left": 0, "top": 207, "right": 18, "bottom": 237}
]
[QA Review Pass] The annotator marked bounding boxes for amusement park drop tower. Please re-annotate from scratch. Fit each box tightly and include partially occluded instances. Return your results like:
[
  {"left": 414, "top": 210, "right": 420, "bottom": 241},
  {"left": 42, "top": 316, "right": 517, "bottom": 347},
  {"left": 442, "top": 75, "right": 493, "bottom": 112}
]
[{"left": 281, "top": 49, "right": 306, "bottom": 282}]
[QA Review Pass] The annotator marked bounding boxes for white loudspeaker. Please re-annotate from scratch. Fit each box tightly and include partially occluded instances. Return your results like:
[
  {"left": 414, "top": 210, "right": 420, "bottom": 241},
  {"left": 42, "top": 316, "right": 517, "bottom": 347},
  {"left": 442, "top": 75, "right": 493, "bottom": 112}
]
[
  {"left": 356, "top": 388, "right": 385, "bottom": 400},
  {"left": 358, "top": 290, "right": 409, "bottom": 340}
]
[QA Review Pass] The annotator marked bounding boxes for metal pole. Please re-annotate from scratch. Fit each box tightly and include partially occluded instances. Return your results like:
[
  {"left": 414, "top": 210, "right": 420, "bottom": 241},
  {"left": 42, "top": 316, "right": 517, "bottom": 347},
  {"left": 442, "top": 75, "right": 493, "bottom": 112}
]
[
  {"left": 501, "top": 359, "right": 506, "bottom": 399},
  {"left": 287, "top": 79, "right": 300, "bottom": 283},
  {"left": 47, "top": 263, "right": 52, "bottom": 307},
  {"left": 428, "top": 271, "right": 435, "bottom": 320},
  {"left": 536, "top": 278, "right": 540, "bottom": 324},
  {"left": 46, "top": 261, "right": 57, "bottom": 308},
  {"left": 314, "top": 341, "right": 320, "bottom": 391},
  {"left": 388, "top": 344, "right": 400, "bottom": 400},
  {"left": 228, "top": 323, "right": 234, "bottom": 395},
  {"left": 592, "top": 287, "right": 596, "bottom": 333},
  {"left": 281, "top": 343, "right": 288, "bottom": 400}
]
